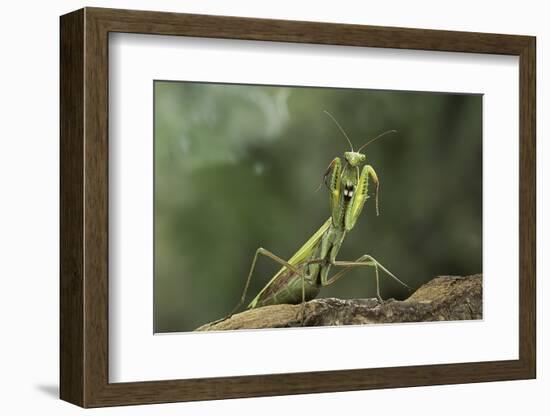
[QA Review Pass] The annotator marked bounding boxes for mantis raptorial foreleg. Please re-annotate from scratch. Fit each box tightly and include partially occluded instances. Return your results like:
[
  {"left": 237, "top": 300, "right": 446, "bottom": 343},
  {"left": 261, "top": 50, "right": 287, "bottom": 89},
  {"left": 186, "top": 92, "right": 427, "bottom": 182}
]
[
  {"left": 365, "top": 165, "right": 380, "bottom": 216},
  {"left": 326, "top": 254, "right": 411, "bottom": 301}
]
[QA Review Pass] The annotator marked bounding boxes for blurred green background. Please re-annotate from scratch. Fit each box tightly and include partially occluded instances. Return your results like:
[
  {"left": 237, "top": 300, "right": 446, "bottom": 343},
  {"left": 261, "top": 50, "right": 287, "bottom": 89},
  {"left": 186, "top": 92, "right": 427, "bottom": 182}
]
[{"left": 154, "top": 81, "right": 482, "bottom": 333}]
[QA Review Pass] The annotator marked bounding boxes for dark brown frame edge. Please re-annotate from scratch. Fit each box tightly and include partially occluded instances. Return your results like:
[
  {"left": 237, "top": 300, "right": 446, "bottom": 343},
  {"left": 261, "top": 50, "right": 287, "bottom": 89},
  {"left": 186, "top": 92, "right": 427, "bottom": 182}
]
[{"left": 60, "top": 7, "right": 536, "bottom": 408}]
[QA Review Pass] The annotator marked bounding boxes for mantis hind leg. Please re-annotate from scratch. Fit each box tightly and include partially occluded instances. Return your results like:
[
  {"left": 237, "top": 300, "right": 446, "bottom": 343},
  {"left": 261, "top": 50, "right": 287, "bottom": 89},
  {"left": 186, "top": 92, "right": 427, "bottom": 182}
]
[
  {"left": 327, "top": 254, "right": 411, "bottom": 301},
  {"left": 215, "top": 249, "right": 323, "bottom": 326},
  {"left": 228, "top": 247, "right": 300, "bottom": 318}
]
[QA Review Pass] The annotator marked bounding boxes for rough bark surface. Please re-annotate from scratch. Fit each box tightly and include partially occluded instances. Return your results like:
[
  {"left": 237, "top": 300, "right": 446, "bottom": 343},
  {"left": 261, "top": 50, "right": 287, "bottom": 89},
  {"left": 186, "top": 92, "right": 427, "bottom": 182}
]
[{"left": 195, "top": 274, "right": 482, "bottom": 331}]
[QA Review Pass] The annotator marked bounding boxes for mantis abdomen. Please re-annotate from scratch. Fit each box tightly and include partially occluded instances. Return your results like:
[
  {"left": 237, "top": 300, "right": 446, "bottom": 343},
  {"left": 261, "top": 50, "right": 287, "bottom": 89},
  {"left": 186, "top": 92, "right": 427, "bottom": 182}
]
[
  {"left": 248, "top": 220, "right": 347, "bottom": 308},
  {"left": 251, "top": 266, "right": 321, "bottom": 307}
]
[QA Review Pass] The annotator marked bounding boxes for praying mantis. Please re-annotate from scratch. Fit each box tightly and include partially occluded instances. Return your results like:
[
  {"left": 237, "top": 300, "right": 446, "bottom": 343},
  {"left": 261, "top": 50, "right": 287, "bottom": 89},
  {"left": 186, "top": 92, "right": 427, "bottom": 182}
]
[{"left": 224, "top": 111, "right": 411, "bottom": 322}]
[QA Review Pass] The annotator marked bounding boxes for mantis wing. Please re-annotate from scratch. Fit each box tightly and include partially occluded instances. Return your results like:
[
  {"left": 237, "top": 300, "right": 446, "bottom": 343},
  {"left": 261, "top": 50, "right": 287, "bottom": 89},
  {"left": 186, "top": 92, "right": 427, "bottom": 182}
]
[{"left": 248, "top": 217, "right": 331, "bottom": 308}]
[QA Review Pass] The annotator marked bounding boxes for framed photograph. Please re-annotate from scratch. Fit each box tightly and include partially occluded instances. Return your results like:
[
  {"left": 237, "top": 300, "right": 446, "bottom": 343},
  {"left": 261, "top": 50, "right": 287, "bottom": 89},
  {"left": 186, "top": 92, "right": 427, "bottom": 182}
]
[{"left": 60, "top": 7, "right": 536, "bottom": 407}]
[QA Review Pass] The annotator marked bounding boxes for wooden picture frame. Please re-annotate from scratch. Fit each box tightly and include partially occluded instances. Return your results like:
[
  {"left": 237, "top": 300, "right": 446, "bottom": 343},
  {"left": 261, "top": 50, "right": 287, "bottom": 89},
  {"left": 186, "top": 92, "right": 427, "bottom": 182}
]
[{"left": 60, "top": 7, "right": 536, "bottom": 408}]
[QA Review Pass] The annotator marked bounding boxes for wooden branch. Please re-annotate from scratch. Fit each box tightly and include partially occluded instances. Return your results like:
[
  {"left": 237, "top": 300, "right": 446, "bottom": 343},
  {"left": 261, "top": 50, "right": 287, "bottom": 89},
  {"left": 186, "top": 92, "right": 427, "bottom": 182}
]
[{"left": 195, "top": 274, "right": 482, "bottom": 331}]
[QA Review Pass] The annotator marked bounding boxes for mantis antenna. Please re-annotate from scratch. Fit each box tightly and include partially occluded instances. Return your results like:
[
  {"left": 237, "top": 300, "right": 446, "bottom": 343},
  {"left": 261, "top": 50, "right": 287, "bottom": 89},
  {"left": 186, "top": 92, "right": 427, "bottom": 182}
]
[
  {"left": 323, "top": 110, "right": 354, "bottom": 152},
  {"left": 357, "top": 129, "right": 397, "bottom": 153}
]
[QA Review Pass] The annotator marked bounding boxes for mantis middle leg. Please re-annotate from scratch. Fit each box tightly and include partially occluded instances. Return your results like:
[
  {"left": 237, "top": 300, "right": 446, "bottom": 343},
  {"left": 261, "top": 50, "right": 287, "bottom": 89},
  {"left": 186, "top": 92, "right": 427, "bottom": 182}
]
[
  {"left": 297, "top": 258, "right": 326, "bottom": 325},
  {"left": 323, "top": 254, "right": 411, "bottom": 301}
]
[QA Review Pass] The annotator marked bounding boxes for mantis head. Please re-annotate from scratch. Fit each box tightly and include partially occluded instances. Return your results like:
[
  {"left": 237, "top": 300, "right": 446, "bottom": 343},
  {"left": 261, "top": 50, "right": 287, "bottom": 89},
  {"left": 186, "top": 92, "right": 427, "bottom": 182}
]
[
  {"left": 323, "top": 110, "right": 395, "bottom": 230},
  {"left": 344, "top": 151, "right": 366, "bottom": 167}
]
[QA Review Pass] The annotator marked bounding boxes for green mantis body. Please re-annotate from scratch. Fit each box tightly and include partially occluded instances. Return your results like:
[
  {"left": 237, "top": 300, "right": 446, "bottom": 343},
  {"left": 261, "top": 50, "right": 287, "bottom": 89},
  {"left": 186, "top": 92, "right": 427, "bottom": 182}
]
[{"left": 227, "top": 112, "right": 410, "bottom": 319}]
